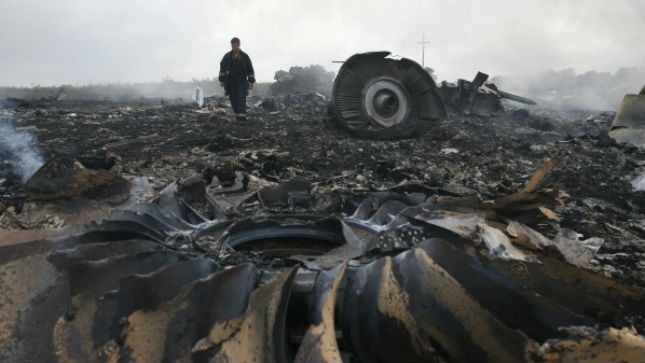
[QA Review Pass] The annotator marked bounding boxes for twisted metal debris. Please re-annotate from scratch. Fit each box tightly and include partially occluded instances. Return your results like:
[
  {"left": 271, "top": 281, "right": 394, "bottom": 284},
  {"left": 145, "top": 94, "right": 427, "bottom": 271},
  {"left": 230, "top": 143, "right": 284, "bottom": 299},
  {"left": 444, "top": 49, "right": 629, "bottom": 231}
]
[{"left": 1, "top": 159, "right": 644, "bottom": 363}]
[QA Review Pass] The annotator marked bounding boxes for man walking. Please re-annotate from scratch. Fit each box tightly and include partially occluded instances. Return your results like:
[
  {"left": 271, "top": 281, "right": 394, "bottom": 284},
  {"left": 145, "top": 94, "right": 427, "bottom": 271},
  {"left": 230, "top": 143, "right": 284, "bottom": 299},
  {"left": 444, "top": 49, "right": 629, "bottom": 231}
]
[{"left": 219, "top": 37, "right": 255, "bottom": 121}]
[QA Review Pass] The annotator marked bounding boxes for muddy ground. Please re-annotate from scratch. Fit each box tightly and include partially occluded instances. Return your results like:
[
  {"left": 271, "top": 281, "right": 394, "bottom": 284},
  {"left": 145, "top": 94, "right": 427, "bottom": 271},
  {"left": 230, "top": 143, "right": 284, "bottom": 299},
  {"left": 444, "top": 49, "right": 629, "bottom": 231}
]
[{"left": 1, "top": 96, "right": 645, "bottom": 285}]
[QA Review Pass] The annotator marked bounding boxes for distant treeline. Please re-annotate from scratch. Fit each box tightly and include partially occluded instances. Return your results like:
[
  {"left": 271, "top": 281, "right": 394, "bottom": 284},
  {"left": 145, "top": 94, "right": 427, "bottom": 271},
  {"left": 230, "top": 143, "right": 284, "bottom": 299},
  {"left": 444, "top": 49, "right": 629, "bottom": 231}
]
[
  {"left": 3, "top": 65, "right": 642, "bottom": 111},
  {"left": 0, "top": 64, "right": 337, "bottom": 103},
  {"left": 493, "top": 67, "right": 645, "bottom": 111},
  {"left": 0, "top": 78, "right": 272, "bottom": 102}
]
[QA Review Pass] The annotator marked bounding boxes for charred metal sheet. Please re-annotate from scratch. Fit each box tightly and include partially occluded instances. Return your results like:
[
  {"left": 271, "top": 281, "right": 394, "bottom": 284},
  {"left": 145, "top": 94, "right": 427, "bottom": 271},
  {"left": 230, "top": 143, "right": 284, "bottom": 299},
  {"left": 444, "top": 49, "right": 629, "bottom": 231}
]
[
  {"left": 116, "top": 263, "right": 259, "bottom": 363},
  {"left": 609, "top": 84, "right": 645, "bottom": 149},
  {"left": 331, "top": 51, "right": 446, "bottom": 139},
  {"left": 51, "top": 258, "right": 222, "bottom": 362},
  {"left": 55, "top": 263, "right": 259, "bottom": 363},
  {"left": 197, "top": 267, "right": 297, "bottom": 363},
  {"left": 338, "top": 241, "right": 527, "bottom": 362}
]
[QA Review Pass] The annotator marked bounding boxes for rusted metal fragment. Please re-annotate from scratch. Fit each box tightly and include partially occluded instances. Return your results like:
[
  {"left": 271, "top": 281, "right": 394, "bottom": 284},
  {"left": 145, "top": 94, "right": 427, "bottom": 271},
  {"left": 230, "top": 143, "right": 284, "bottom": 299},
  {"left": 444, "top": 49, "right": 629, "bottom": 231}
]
[
  {"left": 201, "top": 267, "right": 297, "bottom": 363},
  {"left": 294, "top": 264, "right": 346, "bottom": 363}
]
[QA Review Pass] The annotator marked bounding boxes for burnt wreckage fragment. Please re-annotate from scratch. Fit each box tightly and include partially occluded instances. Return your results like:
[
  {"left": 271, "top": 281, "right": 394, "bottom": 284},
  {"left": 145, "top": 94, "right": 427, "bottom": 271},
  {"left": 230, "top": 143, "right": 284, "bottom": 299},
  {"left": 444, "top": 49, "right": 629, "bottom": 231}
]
[
  {"left": 329, "top": 52, "right": 536, "bottom": 138},
  {"left": 437, "top": 71, "right": 537, "bottom": 117},
  {"left": 1, "top": 167, "right": 645, "bottom": 363},
  {"left": 330, "top": 51, "right": 447, "bottom": 139}
]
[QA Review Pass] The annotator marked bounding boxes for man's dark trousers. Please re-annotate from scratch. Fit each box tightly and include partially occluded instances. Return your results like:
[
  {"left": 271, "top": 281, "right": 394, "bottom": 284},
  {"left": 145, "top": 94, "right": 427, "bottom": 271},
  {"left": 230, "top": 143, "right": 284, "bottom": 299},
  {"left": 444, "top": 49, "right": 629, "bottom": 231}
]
[{"left": 229, "top": 81, "right": 247, "bottom": 120}]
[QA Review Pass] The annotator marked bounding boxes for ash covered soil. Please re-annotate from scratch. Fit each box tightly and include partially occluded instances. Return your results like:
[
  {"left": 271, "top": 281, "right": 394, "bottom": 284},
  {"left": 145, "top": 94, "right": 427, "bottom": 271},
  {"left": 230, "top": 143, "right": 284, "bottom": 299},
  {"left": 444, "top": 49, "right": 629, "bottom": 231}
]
[{"left": 2, "top": 96, "right": 645, "bottom": 284}]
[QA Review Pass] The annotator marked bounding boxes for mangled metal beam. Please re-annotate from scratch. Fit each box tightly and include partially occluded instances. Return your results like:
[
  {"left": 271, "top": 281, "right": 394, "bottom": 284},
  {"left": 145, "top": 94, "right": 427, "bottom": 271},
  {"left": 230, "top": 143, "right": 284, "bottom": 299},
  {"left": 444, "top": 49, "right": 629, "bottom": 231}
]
[{"left": 437, "top": 71, "right": 537, "bottom": 117}]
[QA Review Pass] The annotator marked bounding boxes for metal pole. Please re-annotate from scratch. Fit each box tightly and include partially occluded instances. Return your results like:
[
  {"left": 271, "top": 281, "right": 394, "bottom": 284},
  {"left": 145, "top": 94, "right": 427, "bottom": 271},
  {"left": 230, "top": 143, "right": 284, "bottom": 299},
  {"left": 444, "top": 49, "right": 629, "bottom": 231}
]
[{"left": 417, "top": 34, "right": 429, "bottom": 67}]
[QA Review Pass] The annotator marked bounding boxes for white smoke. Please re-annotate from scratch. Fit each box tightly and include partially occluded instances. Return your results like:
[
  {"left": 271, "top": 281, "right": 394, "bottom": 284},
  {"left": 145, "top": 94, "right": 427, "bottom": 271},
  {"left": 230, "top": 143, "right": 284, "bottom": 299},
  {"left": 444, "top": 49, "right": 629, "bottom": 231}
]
[
  {"left": 492, "top": 67, "right": 645, "bottom": 111},
  {"left": 0, "top": 112, "right": 44, "bottom": 182},
  {"left": 192, "top": 85, "right": 204, "bottom": 107}
]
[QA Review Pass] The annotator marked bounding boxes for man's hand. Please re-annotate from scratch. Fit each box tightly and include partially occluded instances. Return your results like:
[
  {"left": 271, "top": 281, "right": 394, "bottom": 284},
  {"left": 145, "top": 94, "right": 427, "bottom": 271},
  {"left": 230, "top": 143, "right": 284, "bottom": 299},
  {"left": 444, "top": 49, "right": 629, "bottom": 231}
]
[
  {"left": 219, "top": 81, "right": 224, "bottom": 87},
  {"left": 249, "top": 83, "right": 254, "bottom": 90}
]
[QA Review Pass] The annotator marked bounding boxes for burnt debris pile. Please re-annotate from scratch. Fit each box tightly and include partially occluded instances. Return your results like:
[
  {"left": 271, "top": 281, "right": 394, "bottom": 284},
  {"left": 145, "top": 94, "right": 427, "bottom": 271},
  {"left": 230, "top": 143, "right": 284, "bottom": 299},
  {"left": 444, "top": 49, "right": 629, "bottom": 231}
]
[
  {"left": 1, "top": 167, "right": 645, "bottom": 363},
  {"left": 1, "top": 61, "right": 645, "bottom": 362}
]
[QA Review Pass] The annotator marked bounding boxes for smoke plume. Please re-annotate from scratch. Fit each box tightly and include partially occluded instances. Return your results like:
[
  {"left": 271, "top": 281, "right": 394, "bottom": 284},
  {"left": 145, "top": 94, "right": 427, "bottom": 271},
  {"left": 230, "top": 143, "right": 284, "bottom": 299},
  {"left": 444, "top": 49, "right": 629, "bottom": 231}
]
[
  {"left": 0, "top": 112, "right": 44, "bottom": 182},
  {"left": 492, "top": 67, "right": 645, "bottom": 111}
]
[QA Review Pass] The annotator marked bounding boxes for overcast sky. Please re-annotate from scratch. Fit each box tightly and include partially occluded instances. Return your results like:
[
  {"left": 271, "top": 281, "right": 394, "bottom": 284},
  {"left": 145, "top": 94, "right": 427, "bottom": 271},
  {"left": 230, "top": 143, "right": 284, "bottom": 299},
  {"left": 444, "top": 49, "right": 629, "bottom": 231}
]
[{"left": 0, "top": 0, "right": 643, "bottom": 87}]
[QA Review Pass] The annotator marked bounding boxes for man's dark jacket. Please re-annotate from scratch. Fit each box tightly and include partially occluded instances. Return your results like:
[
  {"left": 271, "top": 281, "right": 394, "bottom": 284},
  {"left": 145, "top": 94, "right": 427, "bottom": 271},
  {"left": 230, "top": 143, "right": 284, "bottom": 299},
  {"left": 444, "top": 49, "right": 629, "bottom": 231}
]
[{"left": 218, "top": 51, "right": 255, "bottom": 96}]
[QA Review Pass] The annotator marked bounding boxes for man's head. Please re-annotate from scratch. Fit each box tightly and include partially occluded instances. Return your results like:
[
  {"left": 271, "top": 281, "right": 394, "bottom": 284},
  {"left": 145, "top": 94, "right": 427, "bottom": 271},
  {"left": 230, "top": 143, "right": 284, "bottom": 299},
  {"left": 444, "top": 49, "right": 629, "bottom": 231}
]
[{"left": 230, "top": 37, "right": 240, "bottom": 52}]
